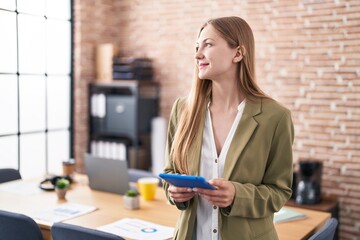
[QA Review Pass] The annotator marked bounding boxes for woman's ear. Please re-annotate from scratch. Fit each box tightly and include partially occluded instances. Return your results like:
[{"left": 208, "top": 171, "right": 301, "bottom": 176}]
[{"left": 233, "top": 45, "right": 245, "bottom": 63}]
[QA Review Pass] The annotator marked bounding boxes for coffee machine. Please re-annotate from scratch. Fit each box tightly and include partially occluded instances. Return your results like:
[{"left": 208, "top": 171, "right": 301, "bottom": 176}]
[{"left": 295, "top": 160, "right": 323, "bottom": 204}]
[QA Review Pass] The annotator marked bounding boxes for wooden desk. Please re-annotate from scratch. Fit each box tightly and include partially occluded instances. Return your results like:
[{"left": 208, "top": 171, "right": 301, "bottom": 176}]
[
  {"left": 275, "top": 207, "right": 330, "bottom": 240},
  {"left": 0, "top": 176, "right": 330, "bottom": 240},
  {"left": 286, "top": 198, "right": 339, "bottom": 240}
]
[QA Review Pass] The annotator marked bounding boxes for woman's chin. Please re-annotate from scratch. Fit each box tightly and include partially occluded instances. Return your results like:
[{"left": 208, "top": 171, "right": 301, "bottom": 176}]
[{"left": 198, "top": 74, "right": 208, "bottom": 80}]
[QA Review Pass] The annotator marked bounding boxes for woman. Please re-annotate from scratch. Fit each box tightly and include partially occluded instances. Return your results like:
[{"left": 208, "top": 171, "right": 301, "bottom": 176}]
[{"left": 162, "top": 16, "right": 294, "bottom": 240}]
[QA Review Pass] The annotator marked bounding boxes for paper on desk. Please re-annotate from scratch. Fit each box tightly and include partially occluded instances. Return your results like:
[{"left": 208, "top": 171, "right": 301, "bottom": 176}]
[
  {"left": 32, "top": 202, "right": 97, "bottom": 223},
  {"left": 0, "top": 181, "right": 41, "bottom": 195},
  {"left": 274, "top": 207, "right": 307, "bottom": 223},
  {"left": 98, "top": 218, "right": 174, "bottom": 240}
]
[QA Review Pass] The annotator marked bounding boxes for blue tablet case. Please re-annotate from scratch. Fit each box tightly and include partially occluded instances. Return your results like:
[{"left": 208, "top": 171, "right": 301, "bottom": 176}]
[{"left": 159, "top": 173, "right": 216, "bottom": 190}]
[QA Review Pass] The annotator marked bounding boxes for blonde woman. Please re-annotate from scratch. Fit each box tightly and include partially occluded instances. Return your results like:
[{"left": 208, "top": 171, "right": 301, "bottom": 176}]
[{"left": 162, "top": 16, "right": 294, "bottom": 240}]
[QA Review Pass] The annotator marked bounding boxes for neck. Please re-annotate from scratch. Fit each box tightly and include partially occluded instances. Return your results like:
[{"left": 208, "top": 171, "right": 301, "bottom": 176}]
[{"left": 210, "top": 80, "right": 244, "bottom": 111}]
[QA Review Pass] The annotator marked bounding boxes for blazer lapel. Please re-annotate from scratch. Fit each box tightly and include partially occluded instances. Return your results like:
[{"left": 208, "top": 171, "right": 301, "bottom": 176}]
[{"left": 223, "top": 99, "right": 262, "bottom": 179}]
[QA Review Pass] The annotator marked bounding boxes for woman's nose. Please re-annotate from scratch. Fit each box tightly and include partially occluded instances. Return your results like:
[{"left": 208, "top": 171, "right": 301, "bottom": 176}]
[{"left": 194, "top": 51, "right": 204, "bottom": 60}]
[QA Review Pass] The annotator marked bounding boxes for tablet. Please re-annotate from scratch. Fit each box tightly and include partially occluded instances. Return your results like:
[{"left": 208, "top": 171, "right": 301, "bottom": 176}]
[{"left": 159, "top": 173, "right": 216, "bottom": 190}]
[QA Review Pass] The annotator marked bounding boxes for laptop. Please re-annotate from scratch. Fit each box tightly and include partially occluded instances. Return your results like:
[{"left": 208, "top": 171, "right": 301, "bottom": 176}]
[{"left": 84, "top": 153, "right": 130, "bottom": 195}]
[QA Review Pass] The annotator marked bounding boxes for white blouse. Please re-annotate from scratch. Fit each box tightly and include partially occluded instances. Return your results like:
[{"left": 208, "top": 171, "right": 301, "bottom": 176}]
[{"left": 195, "top": 100, "right": 245, "bottom": 240}]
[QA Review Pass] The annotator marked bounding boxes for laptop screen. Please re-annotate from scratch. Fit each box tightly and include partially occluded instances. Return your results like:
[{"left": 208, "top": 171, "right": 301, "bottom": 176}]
[{"left": 84, "top": 153, "right": 130, "bottom": 195}]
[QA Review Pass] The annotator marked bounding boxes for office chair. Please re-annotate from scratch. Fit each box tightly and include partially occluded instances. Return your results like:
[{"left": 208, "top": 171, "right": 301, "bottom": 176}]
[
  {"left": 51, "top": 222, "right": 125, "bottom": 240},
  {"left": 0, "top": 210, "right": 44, "bottom": 240},
  {"left": 308, "top": 218, "right": 338, "bottom": 240},
  {"left": 128, "top": 168, "right": 162, "bottom": 186},
  {"left": 0, "top": 168, "right": 22, "bottom": 184}
]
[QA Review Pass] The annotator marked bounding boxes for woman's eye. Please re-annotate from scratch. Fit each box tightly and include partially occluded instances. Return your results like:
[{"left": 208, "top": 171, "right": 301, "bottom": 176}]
[{"left": 195, "top": 43, "right": 211, "bottom": 52}]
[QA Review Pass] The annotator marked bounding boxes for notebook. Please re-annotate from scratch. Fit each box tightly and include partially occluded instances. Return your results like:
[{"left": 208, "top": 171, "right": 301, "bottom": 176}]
[
  {"left": 84, "top": 153, "right": 130, "bottom": 195},
  {"left": 274, "top": 207, "right": 307, "bottom": 223}
]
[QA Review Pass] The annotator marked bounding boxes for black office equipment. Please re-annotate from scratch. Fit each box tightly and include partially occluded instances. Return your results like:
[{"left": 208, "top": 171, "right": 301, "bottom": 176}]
[
  {"left": 112, "top": 57, "right": 153, "bottom": 81},
  {"left": 295, "top": 160, "right": 323, "bottom": 205},
  {"left": 88, "top": 81, "right": 159, "bottom": 170}
]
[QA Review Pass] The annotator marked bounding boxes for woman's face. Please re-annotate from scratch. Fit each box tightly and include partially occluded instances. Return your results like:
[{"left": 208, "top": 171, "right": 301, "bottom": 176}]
[{"left": 195, "top": 25, "right": 239, "bottom": 81}]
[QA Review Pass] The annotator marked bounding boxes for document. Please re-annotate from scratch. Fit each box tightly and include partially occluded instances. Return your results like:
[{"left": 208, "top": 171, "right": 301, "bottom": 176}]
[
  {"left": 274, "top": 207, "right": 307, "bottom": 223},
  {"left": 32, "top": 202, "right": 97, "bottom": 223},
  {"left": 98, "top": 218, "right": 174, "bottom": 240},
  {"left": 0, "top": 181, "right": 41, "bottom": 195}
]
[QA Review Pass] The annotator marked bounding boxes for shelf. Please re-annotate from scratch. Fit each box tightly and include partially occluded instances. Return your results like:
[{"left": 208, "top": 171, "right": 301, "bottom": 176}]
[{"left": 88, "top": 80, "right": 159, "bottom": 170}]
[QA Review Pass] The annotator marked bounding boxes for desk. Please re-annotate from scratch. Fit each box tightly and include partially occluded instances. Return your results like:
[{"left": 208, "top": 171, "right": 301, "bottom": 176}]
[
  {"left": 0, "top": 176, "right": 330, "bottom": 240},
  {"left": 286, "top": 198, "right": 339, "bottom": 240}
]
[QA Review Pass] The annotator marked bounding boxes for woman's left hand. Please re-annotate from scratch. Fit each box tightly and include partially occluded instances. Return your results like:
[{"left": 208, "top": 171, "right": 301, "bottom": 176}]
[{"left": 194, "top": 178, "right": 235, "bottom": 208}]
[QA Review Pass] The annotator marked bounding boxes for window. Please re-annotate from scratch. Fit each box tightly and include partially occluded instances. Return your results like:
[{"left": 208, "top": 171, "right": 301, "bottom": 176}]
[{"left": 0, "top": 0, "right": 72, "bottom": 179}]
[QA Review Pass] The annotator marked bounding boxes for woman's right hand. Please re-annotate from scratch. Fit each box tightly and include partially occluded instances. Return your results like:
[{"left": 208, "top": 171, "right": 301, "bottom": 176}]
[{"left": 168, "top": 185, "right": 196, "bottom": 203}]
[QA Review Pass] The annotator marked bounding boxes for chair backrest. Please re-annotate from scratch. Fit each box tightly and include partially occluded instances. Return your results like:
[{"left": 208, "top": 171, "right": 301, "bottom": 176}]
[
  {"left": 51, "top": 222, "right": 124, "bottom": 240},
  {"left": 308, "top": 218, "right": 338, "bottom": 240},
  {"left": 0, "top": 210, "right": 44, "bottom": 240},
  {"left": 0, "top": 168, "right": 22, "bottom": 183}
]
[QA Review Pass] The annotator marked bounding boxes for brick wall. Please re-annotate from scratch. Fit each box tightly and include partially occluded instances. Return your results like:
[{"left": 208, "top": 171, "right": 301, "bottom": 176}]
[
  {"left": 73, "top": 0, "right": 120, "bottom": 172},
  {"left": 73, "top": 0, "right": 360, "bottom": 239}
]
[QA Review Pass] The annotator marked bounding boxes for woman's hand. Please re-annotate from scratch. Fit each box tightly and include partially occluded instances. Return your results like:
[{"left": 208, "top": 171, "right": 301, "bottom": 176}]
[
  {"left": 194, "top": 178, "right": 235, "bottom": 208},
  {"left": 168, "top": 185, "right": 196, "bottom": 203}
]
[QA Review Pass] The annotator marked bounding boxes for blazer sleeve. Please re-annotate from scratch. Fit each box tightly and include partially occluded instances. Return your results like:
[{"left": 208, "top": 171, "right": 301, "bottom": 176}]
[{"left": 222, "top": 109, "right": 294, "bottom": 218}]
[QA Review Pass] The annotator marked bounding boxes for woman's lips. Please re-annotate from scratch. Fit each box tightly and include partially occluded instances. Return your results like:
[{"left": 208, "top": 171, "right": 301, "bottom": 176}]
[{"left": 198, "top": 63, "right": 209, "bottom": 69}]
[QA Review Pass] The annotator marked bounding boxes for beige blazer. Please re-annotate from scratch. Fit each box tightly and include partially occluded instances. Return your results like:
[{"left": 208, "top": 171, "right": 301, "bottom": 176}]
[{"left": 163, "top": 97, "right": 294, "bottom": 240}]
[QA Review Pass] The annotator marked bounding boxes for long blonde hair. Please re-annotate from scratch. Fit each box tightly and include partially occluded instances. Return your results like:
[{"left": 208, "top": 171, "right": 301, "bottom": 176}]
[{"left": 171, "top": 16, "right": 267, "bottom": 174}]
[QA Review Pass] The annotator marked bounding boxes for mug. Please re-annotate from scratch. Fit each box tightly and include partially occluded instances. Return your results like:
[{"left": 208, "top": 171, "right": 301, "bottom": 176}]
[
  {"left": 62, "top": 159, "right": 75, "bottom": 177},
  {"left": 137, "top": 177, "right": 159, "bottom": 201}
]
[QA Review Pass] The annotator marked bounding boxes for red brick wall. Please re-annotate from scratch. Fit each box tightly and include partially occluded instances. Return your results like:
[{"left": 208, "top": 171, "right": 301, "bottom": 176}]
[
  {"left": 73, "top": 1, "right": 360, "bottom": 239},
  {"left": 73, "top": 0, "right": 120, "bottom": 172}
]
